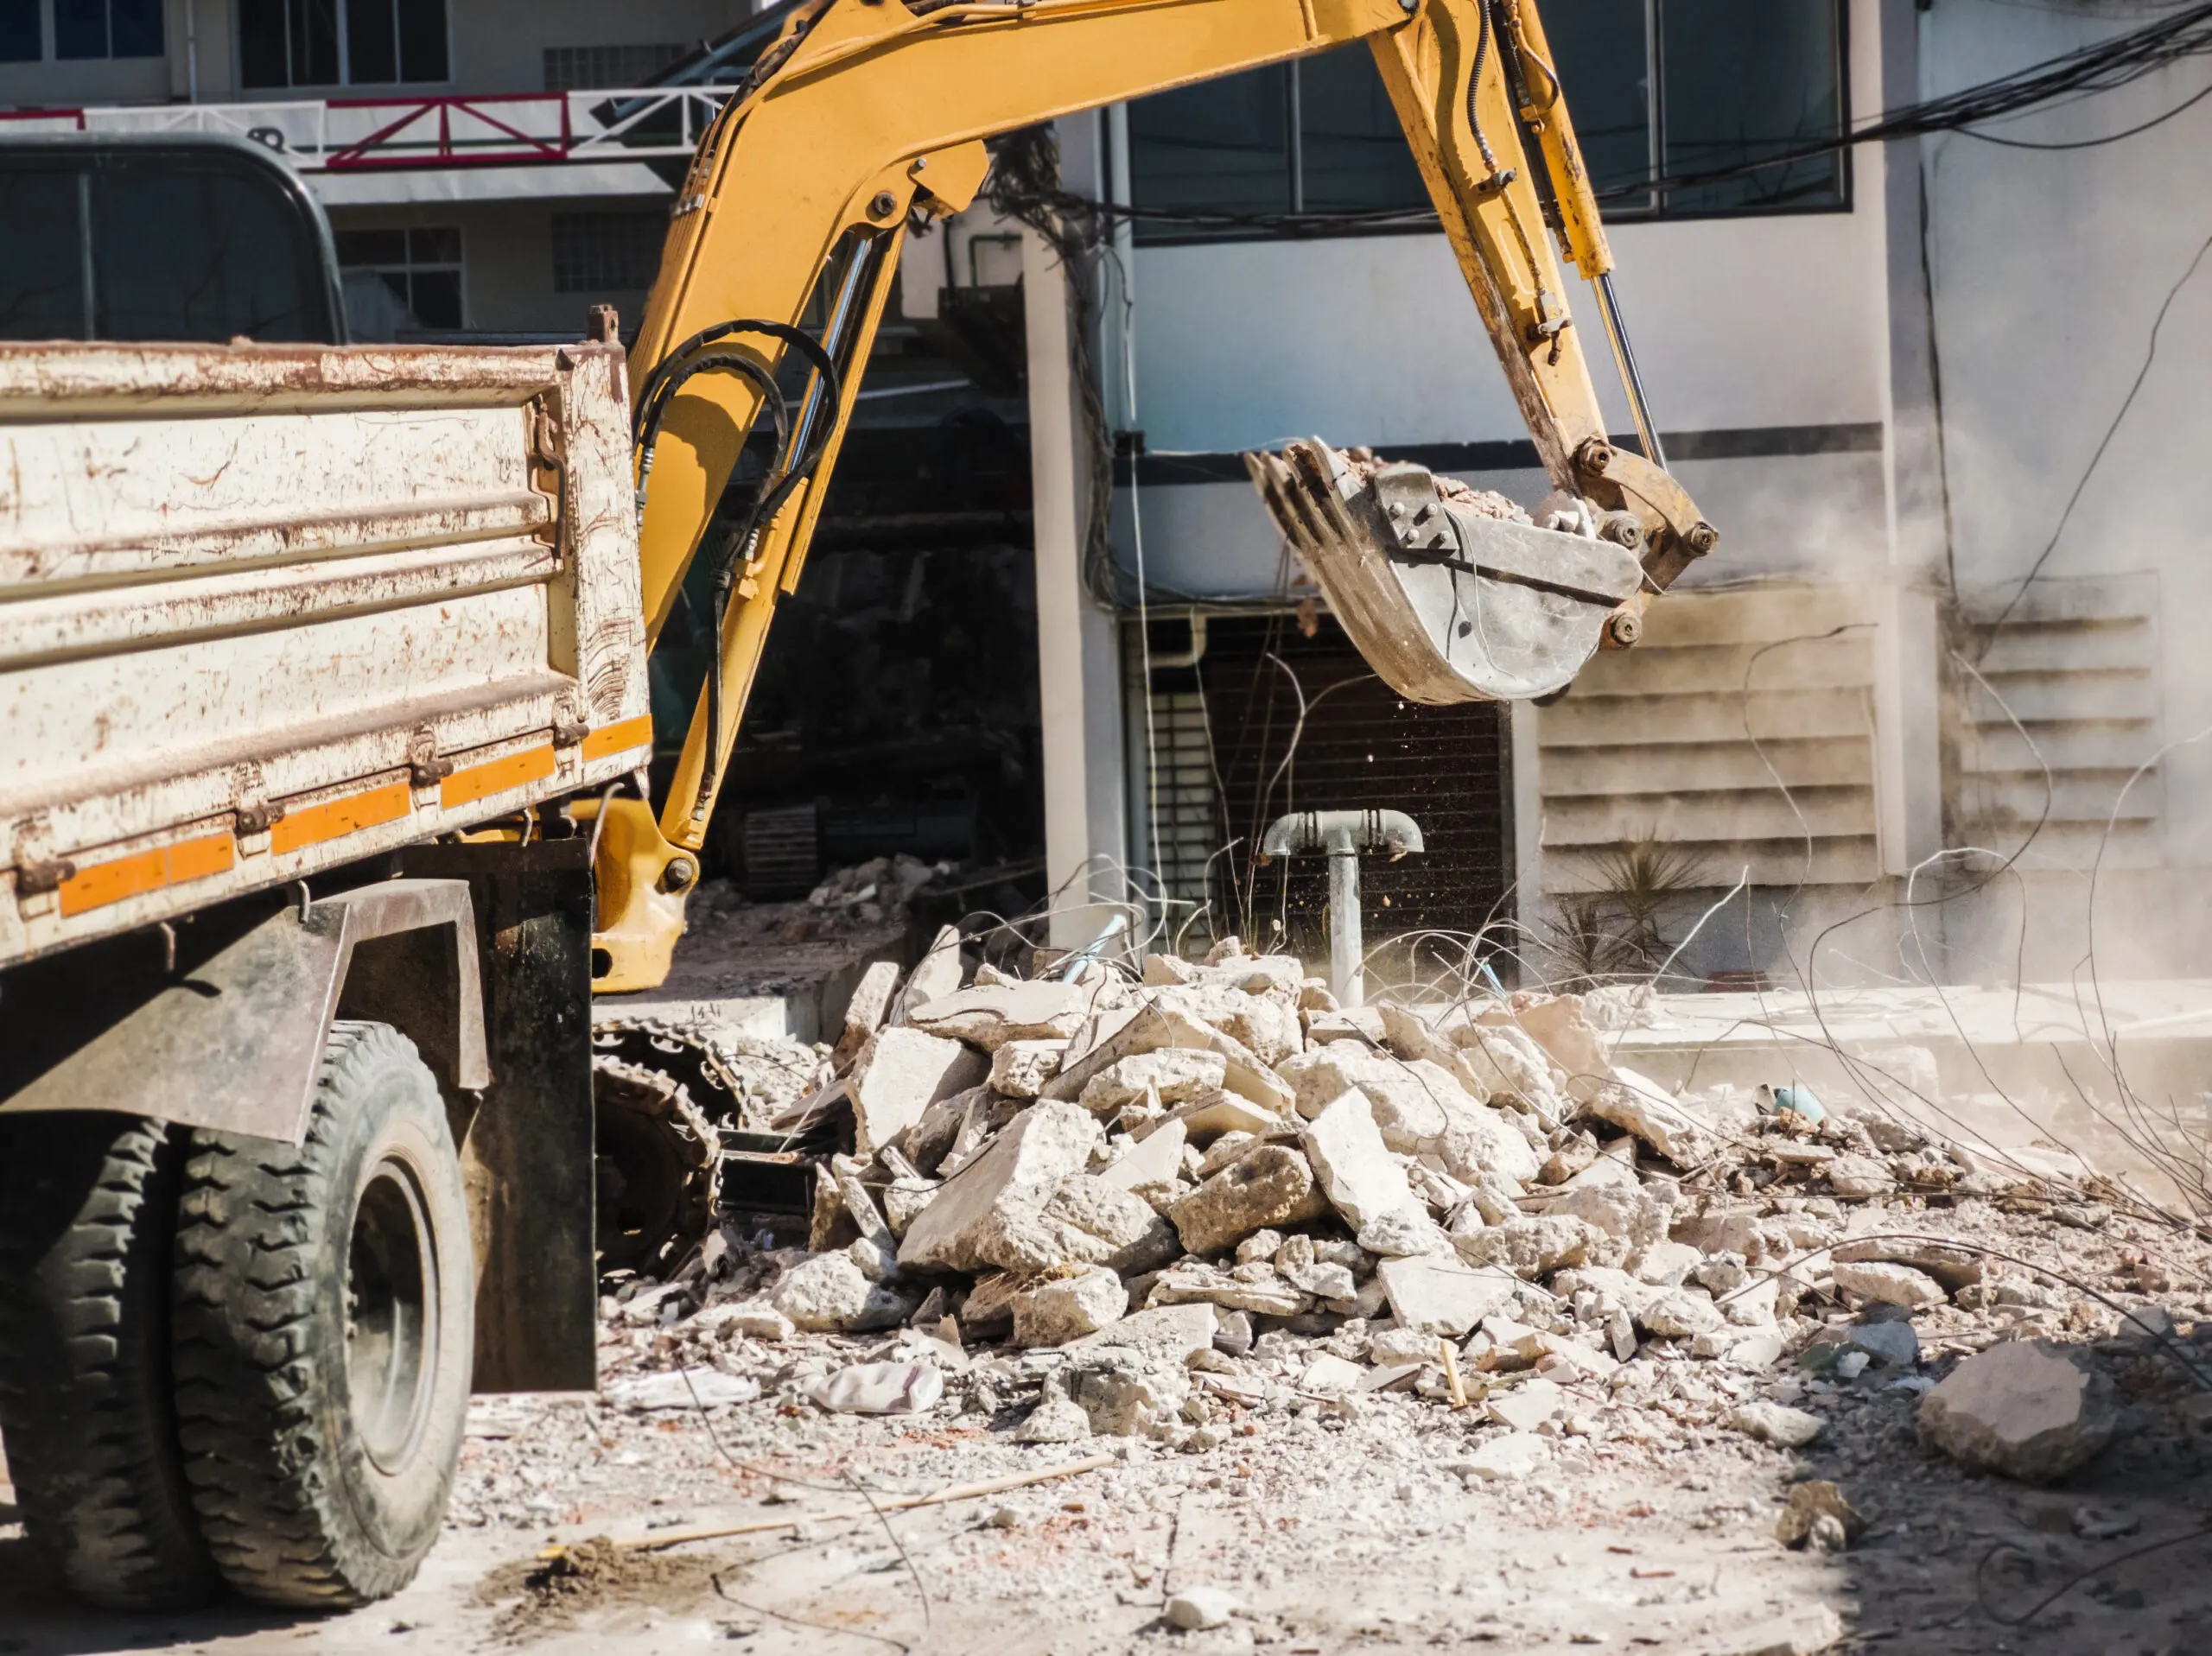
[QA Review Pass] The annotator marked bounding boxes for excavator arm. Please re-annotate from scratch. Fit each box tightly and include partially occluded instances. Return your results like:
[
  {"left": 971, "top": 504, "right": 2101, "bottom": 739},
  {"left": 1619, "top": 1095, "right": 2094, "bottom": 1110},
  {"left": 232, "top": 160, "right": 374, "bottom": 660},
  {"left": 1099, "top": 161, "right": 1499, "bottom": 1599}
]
[{"left": 590, "top": 0, "right": 1716, "bottom": 990}]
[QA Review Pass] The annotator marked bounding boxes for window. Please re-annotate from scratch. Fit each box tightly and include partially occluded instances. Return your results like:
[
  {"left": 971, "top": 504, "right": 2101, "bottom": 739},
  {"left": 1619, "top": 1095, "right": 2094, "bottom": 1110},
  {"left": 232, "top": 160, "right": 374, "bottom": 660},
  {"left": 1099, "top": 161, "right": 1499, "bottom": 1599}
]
[
  {"left": 57, "top": 0, "right": 163, "bottom": 58},
  {"left": 0, "top": 0, "right": 38, "bottom": 60},
  {"left": 0, "top": 0, "right": 163, "bottom": 61},
  {"left": 1548, "top": 0, "right": 1846, "bottom": 213},
  {"left": 543, "top": 42, "right": 684, "bottom": 92},
  {"left": 238, "top": 0, "right": 447, "bottom": 89},
  {"left": 551, "top": 210, "right": 665, "bottom": 294},
  {"left": 334, "top": 225, "right": 461, "bottom": 338},
  {"left": 0, "top": 152, "right": 338, "bottom": 344},
  {"left": 1126, "top": 1, "right": 1844, "bottom": 236},
  {"left": 1128, "top": 45, "right": 1426, "bottom": 238}
]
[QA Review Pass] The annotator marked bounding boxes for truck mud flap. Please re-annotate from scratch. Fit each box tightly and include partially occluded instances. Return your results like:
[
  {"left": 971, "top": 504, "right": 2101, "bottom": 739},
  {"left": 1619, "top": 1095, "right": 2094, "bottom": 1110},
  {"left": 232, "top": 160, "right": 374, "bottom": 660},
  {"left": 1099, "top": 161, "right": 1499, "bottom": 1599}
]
[{"left": 1244, "top": 439, "right": 1644, "bottom": 703}]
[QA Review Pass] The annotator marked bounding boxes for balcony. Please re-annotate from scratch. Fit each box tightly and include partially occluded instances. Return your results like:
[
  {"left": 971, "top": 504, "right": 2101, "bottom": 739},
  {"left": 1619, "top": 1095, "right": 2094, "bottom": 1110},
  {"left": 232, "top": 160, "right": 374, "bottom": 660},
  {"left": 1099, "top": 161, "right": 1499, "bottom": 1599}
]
[{"left": 0, "top": 86, "right": 739, "bottom": 204}]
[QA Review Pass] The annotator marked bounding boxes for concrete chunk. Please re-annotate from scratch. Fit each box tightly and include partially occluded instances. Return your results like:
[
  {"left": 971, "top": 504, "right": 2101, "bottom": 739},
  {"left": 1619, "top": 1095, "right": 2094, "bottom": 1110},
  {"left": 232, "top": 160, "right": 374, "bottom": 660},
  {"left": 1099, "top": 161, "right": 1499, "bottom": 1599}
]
[
  {"left": 846, "top": 1027, "right": 989, "bottom": 1162},
  {"left": 1098, "top": 1118, "right": 1187, "bottom": 1191},
  {"left": 834, "top": 959, "right": 901, "bottom": 1063},
  {"left": 1300, "top": 1089, "right": 1427, "bottom": 1235},
  {"left": 1167, "top": 1145, "right": 1326, "bottom": 1255},
  {"left": 896, "top": 924, "right": 964, "bottom": 1018},
  {"left": 907, "top": 980, "right": 1098, "bottom": 1051},
  {"left": 1070, "top": 1303, "right": 1217, "bottom": 1359},
  {"left": 1012, "top": 1267, "right": 1128, "bottom": 1346},
  {"left": 1376, "top": 1253, "right": 1518, "bottom": 1336},
  {"left": 1047, "top": 1002, "right": 1294, "bottom": 1115},
  {"left": 897, "top": 1101, "right": 1102, "bottom": 1272},
  {"left": 1918, "top": 1340, "right": 2117, "bottom": 1483},
  {"left": 1832, "top": 1259, "right": 1947, "bottom": 1308},
  {"left": 1580, "top": 1067, "right": 1713, "bottom": 1164},
  {"left": 988, "top": 1038, "right": 1068, "bottom": 1099},
  {"left": 1077, "top": 1049, "right": 1228, "bottom": 1114}
]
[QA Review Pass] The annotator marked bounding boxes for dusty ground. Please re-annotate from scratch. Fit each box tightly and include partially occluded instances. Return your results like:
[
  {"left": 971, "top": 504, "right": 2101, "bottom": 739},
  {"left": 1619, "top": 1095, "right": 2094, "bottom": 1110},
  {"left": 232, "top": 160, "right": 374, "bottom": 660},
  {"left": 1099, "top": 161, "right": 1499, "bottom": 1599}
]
[{"left": 6, "top": 1297, "right": 2211, "bottom": 1655}]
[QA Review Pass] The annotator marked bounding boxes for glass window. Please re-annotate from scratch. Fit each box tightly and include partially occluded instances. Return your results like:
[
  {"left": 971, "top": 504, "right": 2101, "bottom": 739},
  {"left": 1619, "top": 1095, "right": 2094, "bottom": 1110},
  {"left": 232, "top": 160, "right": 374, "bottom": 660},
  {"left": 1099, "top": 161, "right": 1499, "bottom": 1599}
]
[
  {"left": 1126, "top": 3, "right": 1843, "bottom": 237},
  {"left": 0, "top": 0, "right": 38, "bottom": 60},
  {"left": 92, "top": 166, "right": 326, "bottom": 342},
  {"left": 240, "top": 0, "right": 443, "bottom": 88},
  {"left": 1128, "top": 63, "right": 1292, "bottom": 224},
  {"left": 1659, "top": 0, "right": 1843, "bottom": 212},
  {"left": 54, "top": 0, "right": 162, "bottom": 59},
  {"left": 0, "top": 169, "right": 87, "bottom": 340},
  {"left": 336, "top": 223, "right": 462, "bottom": 336},
  {"left": 550, "top": 210, "right": 667, "bottom": 293},
  {"left": 1543, "top": 0, "right": 1652, "bottom": 201},
  {"left": 1297, "top": 45, "right": 1427, "bottom": 213}
]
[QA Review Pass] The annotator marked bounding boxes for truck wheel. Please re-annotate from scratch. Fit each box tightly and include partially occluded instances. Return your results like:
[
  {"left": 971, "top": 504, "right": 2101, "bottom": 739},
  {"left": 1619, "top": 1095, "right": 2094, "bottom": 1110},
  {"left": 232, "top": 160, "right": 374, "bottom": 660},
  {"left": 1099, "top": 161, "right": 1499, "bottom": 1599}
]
[
  {"left": 172, "top": 1021, "right": 474, "bottom": 1609},
  {"left": 0, "top": 1113, "right": 219, "bottom": 1609}
]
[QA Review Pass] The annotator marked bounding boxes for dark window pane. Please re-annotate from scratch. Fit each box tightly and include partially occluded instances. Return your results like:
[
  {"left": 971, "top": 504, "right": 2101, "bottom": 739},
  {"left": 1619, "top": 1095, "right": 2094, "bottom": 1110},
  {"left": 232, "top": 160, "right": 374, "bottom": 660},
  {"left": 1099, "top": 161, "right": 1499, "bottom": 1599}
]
[
  {"left": 54, "top": 0, "right": 107, "bottom": 59},
  {"left": 396, "top": 0, "right": 445, "bottom": 81},
  {"left": 1295, "top": 46, "right": 1426, "bottom": 213},
  {"left": 550, "top": 209, "right": 665, "bottom": 292},
  {"left": 407, "top": 267, "right": 461, "bottom": 327},
  {"left": 91, "top": 165, "right": 323, "bottom": 342},
  {"left": 238, "top": 0, "right": 288, "bottom": 86},
  {"left": 1128, "top": 64, "right": 1291, "bottom": 236},
  {"left": 0, "top": 171, "right": 86, "bottom": 340},
  {"left": 1544, "top": 0, "right": 1653, "bottom": 203},
  {"left": 111, "top": 0, "right": 161, "bottom": 56},
  {"left": 409, "top": 225, "right": 459, "bottom": 263},
  {"left": 334, "top": 226, "right": 406, "bottom": 264},
  {"left": 1660, "top": 0, "right": 1843, "bottom": 213},
  {"left": 0, "top": 0, "right": 41, "bottom": 60},
  {"left": 346, "top": 0, "right": 396, "bottom": 82},
  {"left": 294, "top": 0, "right": 339, "bottom": 85}
]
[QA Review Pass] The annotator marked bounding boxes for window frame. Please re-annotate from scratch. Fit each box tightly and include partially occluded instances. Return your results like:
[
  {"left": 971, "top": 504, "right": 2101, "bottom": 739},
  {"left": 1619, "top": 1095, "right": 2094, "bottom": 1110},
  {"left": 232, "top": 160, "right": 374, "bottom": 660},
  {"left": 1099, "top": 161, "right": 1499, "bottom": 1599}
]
[
  {"left": 334, "top": 222, "right": 465, "bottom": 333},
  {"left": 1123, "top": 1, "right": 1851, "bottom": 248},
  {"left": 4, "top": 0, "right": 166, "bottom": 63},
  {"left": 236, "top": 0, "right": 453, "bottom": 92}
]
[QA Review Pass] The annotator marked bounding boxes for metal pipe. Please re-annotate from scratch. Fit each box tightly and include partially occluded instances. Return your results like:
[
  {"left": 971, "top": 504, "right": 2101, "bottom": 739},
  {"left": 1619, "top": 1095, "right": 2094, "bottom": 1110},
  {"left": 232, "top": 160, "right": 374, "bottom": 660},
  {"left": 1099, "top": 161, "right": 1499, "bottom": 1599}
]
[
  {"left": 1258, "top": 809, "right": 1425, "bottom": 1007},
  {"left": 1594, "top": 271, "right": 1666, "bottom": 470}
]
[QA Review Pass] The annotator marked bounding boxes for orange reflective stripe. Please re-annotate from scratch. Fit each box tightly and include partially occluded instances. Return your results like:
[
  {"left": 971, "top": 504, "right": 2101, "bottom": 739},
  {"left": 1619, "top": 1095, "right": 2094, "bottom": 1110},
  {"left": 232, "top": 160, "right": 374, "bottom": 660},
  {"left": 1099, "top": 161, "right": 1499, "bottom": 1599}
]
[
  {"left": 440, "top": 744, "right": 556, "bottom": 810},
  {"left": 582, "top": 714, "right": 652, "bottom": 764},
  {"left": 270, "top": 780, "right": 412, "bottom": 855},
  {"left": 59, "top": 831, "right": 233, "bottom": 918}
]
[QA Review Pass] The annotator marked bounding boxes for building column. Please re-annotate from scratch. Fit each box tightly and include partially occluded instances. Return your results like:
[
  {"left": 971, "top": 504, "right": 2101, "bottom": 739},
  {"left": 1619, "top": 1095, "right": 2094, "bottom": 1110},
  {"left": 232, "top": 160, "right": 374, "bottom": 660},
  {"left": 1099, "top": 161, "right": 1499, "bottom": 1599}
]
[{"left": 1025, "top": 114, "right": 1128, "bottom": 950}]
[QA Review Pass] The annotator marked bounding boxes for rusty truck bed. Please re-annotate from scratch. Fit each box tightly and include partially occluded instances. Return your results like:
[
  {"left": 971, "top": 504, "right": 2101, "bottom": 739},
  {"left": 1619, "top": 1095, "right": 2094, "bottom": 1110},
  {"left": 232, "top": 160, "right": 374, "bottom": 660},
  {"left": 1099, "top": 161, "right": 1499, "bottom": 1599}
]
[{"left": 0, "top": 339, "right": 652, "bottom": 966}]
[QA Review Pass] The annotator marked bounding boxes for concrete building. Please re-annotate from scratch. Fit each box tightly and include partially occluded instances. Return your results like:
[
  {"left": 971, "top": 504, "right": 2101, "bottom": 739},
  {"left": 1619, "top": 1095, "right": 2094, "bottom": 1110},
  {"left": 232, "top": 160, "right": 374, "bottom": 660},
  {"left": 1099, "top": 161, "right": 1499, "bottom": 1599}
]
[
  {"left": 9, "top": 0, "right": 2204, "bottom": 989},
  {"left": 1011, "top": 0, "right": 2212, "bottom": 988}
]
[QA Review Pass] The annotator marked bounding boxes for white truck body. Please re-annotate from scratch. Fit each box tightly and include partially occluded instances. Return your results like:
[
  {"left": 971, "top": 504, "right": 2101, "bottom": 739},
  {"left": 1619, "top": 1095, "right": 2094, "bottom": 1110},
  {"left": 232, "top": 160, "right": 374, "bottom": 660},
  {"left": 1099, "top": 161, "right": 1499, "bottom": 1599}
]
[{"left": 0, "top": 339, "right": 653, "bottom": 965}]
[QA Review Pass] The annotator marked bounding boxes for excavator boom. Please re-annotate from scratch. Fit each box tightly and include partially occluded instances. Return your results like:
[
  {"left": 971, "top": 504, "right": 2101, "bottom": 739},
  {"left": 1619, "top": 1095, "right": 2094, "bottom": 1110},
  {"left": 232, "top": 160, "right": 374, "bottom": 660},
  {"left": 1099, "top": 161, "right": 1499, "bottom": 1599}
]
[{"left": 594, "top": 0, "right": 1716, "bottom": 988}]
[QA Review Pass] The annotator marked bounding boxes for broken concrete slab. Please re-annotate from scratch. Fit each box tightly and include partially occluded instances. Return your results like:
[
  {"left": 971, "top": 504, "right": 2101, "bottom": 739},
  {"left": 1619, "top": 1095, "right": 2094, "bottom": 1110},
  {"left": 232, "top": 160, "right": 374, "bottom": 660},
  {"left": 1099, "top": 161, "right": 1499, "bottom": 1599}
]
[
  {"left": 1377, "top": 1253, "right": 1519, "bottom": 1336},
  {"left": 1147, "top": 1259, "right": 1310, "bottom": 1317},
  {"left": 1047, "top": 1003, "right": 1294, "bottom": 1115},
  {"left": 897, "top": 1100, "right": 1103, "bottom": 1272},
  {"left": 1456, "top": 1431, "right": 1550, "bottom": 1482},
  {"left": 981, "top": 1173, "right": 1181, "bottom": 1277},
  {"left": 772, "top": 1253, "right": 909, "bottom": 1333},
  {"left": 834, "top": 959, "right": 901, "bottom": 1063},
  {"left": 1500, "top": 994, "right": 1611, "bottom": 1101},
  {"left": 907, "top": 980, "right": 1097, "bottom": 1051},
  {"left": 1580, "top": 1068, "right": 1713, "bottom": 1165},
  {"left": 1168, "top": 1145, "right": 1326, "bottom": 1255},
  {"left": 1070, "top": 1303, "right": 1217, "bottom": 1360},
  {"left": 1918, "top": 1339, "right": 2117, "bottom": 1483},
  {"left": 1300, "top": 1089, "right": 1427, "bottom": 1235},
  {"left": 896, "top": 924, "right": 964, "bottom": 1018},
  {"left": 988, "top": 1038, "right": 1068, "bottom": 1099},
  {"left": 1012, "top": 1267, "right": 1128, "bottom": 1346},
  {"left": 1832, "top": 1237, "right": 1984, "bottom": 1292},
  {"left": 847, "top": 1026, "right": 990, "bottom": 1162},
  {"left": 1831, "top": 1260, "right": 1947, "bottom": 1309},
  {"left": 1455, "top": 1215, "right": 1611, "bottom": 1278},
  {"left": 1098, "top": 1118, "right": 1187, "bottom": 1192},
  {"left": 1447, "top": 1022, "right": 1573, "bottom": 1123},
  {"left": 1077, "top": 1049, "right": 1228, "bottom": 1115},
  {"left": 1279, "top": 1042, "right": 1541, "bottom": 1185},
  {"left": 1729, "top": 1400, "right": 1825, "bottom": 1449},
  {"left": 1152, "top": 982, "right": 1303, "bottom": 1068}
]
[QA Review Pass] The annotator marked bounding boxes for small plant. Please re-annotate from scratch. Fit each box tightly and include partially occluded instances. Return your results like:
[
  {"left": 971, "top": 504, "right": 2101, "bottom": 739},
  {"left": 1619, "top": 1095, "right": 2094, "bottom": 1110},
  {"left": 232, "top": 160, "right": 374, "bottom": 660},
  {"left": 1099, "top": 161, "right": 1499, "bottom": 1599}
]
[{"left": 1539, "top": 832, "right": 1708, "bottom": 987}]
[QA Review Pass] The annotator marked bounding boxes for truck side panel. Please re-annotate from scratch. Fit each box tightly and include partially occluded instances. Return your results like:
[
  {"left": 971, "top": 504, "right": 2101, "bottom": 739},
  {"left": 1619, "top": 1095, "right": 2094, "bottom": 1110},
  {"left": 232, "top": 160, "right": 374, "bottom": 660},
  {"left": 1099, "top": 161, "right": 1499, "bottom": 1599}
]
[{"left": 0, "top": 340, "right": 652, "bottom": 965}]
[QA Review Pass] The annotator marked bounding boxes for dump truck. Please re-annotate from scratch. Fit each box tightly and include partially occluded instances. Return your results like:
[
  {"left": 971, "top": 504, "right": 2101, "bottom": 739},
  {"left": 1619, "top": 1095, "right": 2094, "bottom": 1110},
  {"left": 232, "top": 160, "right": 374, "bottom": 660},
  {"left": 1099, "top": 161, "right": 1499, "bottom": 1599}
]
[{"left": 0, "top": 0, "right": 1716, "bottom": 1614}]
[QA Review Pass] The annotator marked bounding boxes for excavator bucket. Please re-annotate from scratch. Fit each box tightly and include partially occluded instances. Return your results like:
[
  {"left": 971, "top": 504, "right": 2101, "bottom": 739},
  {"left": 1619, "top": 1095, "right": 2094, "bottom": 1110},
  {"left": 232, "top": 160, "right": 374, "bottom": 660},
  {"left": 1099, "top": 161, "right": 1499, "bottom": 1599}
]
[{"left": 1243, "top": 439, "right": 1644, "bottom": 703}]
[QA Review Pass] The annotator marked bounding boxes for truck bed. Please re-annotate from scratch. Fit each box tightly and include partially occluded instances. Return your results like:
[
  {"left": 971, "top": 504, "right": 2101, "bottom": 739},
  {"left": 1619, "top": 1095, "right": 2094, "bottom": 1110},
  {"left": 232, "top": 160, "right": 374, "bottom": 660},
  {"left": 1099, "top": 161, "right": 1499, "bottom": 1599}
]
[{"left": 0, "top": 339, "right": 652, "bottom": 966}]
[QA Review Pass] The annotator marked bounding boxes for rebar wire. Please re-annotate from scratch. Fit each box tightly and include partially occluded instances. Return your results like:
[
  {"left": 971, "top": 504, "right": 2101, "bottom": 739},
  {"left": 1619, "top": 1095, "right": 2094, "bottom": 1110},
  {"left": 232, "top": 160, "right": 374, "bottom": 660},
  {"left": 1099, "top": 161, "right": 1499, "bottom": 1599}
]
[{"left": 1976, "top": 1524, "right": 2212, "bottom": 1630}]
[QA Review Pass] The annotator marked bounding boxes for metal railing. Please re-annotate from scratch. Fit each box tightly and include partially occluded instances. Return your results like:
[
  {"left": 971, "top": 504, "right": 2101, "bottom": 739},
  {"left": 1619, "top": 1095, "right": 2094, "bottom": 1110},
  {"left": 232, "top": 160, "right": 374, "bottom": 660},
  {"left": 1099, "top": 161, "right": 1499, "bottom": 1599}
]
[{"left": 0, "top": 86, "right": 738, "bottom": 172}]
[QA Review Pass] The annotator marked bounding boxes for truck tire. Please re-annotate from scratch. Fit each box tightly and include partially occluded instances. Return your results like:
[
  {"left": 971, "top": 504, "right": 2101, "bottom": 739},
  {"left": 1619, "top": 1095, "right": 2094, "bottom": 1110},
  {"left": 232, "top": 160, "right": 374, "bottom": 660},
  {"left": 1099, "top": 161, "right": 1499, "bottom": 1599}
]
[
  {"left": 171, "top": 1021, "right": 474, "bottom": 1609},
  {"left": 0, "top": 1112, "right": 218, "bottom": 1609}
]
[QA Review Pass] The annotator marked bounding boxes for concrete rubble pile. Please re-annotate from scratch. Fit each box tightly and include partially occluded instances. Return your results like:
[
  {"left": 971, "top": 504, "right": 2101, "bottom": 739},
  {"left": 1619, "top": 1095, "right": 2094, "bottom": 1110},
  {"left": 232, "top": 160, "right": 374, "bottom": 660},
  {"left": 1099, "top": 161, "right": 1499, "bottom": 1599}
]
[{"left": 597, "top": 934, "right": 2205, "bottom": 1489}]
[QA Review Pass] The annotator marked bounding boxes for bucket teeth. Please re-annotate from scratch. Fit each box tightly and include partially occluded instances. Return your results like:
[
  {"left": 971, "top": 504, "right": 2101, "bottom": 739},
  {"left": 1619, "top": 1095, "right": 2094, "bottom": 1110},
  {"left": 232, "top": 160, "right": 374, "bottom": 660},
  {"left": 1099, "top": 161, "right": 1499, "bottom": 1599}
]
[{"left": 1243, "top": 438, "right": 1643, "bottom": 704}]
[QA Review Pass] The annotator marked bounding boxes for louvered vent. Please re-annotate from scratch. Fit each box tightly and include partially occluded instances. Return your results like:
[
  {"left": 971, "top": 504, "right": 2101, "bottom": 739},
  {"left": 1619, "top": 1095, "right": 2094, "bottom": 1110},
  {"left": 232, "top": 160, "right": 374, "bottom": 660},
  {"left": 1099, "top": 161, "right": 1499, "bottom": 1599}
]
[
  {"left": 1537, "top": 584, "right": 1884, "bottom": 891},
  {"left": 1950, "top": 573, "right": 2161, "bottom": 869}
]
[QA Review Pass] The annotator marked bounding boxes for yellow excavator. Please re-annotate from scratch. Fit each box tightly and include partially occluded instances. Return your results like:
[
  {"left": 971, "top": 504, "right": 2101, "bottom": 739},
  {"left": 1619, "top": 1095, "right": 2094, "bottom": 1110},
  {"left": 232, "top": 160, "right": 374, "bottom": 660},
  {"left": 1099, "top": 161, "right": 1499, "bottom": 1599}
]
[{"left": 588, "top": 0, "right": 1717, "bottom": 993}]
